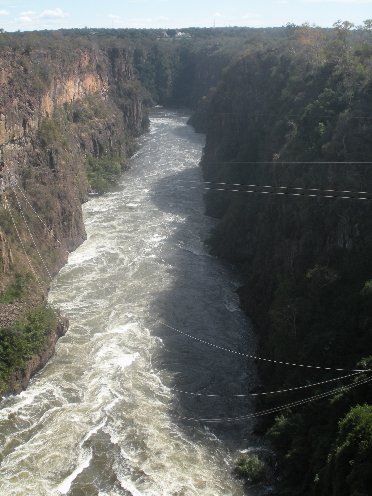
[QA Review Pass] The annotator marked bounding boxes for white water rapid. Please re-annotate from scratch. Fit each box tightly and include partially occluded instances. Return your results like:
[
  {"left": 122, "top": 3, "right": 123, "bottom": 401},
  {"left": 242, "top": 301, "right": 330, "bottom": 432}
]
[{"left": 0, "top": 109, "right": 257, "bottom": 496}]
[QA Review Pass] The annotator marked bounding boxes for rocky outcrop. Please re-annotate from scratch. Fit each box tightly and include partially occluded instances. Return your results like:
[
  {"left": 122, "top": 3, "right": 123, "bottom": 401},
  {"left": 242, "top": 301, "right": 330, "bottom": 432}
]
[
  {"left": 0, "top": 48, "right": 108, "bottom": 146},
  {"left": 6, "top": 318, "right": 68, "bottom": 395},
  {"left": 0, "top": 42, "right": 148, "bottom": 282}
]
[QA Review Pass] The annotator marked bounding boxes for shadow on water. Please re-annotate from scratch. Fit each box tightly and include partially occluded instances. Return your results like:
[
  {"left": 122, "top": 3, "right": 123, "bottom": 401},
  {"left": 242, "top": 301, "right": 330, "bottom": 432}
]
[{"left": 146, "top": 163, "right": 257, "bottom": 446}]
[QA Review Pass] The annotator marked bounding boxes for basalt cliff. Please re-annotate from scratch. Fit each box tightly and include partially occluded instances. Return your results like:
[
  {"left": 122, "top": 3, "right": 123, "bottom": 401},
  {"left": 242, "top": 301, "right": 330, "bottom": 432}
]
[{"left": 0, "top": 35, "right": 150, "bottom": 395}]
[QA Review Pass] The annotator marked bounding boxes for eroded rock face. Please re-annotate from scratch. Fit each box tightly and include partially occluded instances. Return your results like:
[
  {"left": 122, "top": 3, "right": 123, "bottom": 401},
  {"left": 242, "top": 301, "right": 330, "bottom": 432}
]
[
  {"left": 0, "top": 43, "right": 147, "bottom": 284},
  {"left": 0, "top": 49, "right": 108, "bottom": 146},
  {"left": 0, "top": 226, "right": 13, "bottom": 278},
  {"left": 0, "top": 42, "right": 148, "bottom": 395}
]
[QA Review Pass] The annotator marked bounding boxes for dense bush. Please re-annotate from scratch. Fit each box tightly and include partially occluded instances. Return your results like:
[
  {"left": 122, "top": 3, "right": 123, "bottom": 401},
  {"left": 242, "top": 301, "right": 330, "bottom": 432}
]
[
  {"left": 0, "top": 273, "right": 31, "bottom": 304},
  {"left": 235, "top": 454, "right": 267, "bottom": 484},
  {"left": 37, "top": 117, "right": 65, "bottom": 148},
  {"left": 0, "top": 306, "right": 57, "bottom": 394},
  {"left": 321, "top": 404, "right": 372, "bottom": 496},
  {"left": 87, "top": 157, "right": 122, "bottom": 194}
]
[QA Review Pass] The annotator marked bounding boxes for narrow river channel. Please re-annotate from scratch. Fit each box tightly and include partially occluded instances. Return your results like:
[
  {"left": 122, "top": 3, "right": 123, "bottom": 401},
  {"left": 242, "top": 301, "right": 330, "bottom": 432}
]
[{"left": 0, "top": 109, "right": 257, "bottom": 495}]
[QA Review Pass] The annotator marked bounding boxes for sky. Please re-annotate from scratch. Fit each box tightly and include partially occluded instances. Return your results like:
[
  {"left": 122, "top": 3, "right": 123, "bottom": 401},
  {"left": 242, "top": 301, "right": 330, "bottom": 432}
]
[{"left": 0, "top": 0, "right": 371, "bottom": 32}]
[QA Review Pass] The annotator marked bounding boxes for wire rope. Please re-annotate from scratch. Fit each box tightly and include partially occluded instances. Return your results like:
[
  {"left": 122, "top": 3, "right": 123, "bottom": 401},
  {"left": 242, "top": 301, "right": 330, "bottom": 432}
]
[
  {"left": 158, "top": 321, "right": 372, "bottom": 373},
  {"left": 172, "top": 375, "right": 372, "bottom": 423},
  {"left": 3, "top": 195, "right": 45, "bottom": 292},
  {"left": 190, "top": 185, "right": 372, "bottom": 201},
  {"left": 179, "top": 179, "right": 371, "bottom": 197},
  {"left": 170, "top": 371, "right": 362, "bottom": 398},
  {"left": 14, "top": 180, "right": 68, "bottom": 253},
  {"left": 10, "top": 182, "right": 54, "bottom": 281}
]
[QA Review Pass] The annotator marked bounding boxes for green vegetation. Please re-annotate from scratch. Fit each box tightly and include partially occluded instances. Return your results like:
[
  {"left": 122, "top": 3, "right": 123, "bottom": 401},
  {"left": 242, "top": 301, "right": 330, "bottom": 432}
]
[
  {"left": 87, "top": 157, "right": 123, "bottom": 194},
  {"left": 38, "top": 117, "right": 64, "bottom": 147},
  {"left": 70, "top": 94, "right": 112, "bottom": 124},
  {"left": 320, "top": 404, "right": 372, "bottom": 495},
  {"left": 235, "top": 454, "right": 267, "bottom": 484},
  {"left": 0, "top": 274, "right": 31, "bottom": 304},
  {"left": 0, "top": 306, "right": 57, "bottom": 394},
  {"left": 197, "top": 21, "right": 372, "bottom": 495}
]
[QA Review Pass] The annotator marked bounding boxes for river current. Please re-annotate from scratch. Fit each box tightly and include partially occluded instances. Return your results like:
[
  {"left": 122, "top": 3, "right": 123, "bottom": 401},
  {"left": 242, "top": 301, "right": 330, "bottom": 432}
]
[{"left": 0, "top": 109, "right": 257, "bottom": 495}]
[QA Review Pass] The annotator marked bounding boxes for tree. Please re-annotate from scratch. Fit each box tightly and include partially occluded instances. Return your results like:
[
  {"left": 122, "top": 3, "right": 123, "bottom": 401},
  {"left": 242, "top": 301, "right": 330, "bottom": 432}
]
[
  {"left": 363, "top": 19, "right": 372, "bottom": 31},
  {"left": 321, "top": 405, "right": 372, "bottom": 495}
]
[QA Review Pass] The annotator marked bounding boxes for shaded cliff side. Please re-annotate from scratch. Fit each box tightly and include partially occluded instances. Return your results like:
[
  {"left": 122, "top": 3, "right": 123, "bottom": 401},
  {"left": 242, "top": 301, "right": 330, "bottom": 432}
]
[{"left": 198, "top": 26, "right": 372, "bottom": 495}]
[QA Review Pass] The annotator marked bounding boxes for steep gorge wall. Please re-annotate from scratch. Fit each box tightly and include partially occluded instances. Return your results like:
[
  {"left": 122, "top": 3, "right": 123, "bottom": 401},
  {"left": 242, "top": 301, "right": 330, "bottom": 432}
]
[
  {"left": 0, "top": 43, "right": 147, "bottom": 285},
  {"left": 199, "top": 38, "right": 372, "bottom": 495},
  {"left": 0, "top": 39, "right": 149, "bottom": 395},
  {"left": 201, "top": 45, "right": 372, "bottom": 366},
  {"left": 0, "top": 29, "right": 251, "bottom": 298}
]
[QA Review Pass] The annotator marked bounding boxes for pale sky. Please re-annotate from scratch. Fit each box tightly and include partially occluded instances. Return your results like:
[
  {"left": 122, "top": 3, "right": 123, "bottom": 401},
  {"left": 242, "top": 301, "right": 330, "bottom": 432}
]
[{"left": 0, "top": 0, "right": 371, "bottom": 32}]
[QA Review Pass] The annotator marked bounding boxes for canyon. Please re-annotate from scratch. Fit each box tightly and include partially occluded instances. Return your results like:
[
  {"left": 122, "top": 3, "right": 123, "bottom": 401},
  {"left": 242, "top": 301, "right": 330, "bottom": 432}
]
[{"left": 0, "top": 26, "right": 372, "bottom": 495}]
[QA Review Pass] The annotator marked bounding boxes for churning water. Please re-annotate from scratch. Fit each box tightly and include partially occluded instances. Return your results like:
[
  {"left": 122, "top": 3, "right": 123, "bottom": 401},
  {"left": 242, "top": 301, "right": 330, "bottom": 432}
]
[{"left": 0, "top": 109, "right": 257, "bottom": 495}]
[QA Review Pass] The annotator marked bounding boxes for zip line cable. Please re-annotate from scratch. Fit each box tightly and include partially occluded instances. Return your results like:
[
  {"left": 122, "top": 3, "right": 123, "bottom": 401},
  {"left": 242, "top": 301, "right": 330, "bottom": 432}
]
[
  {"left": 179, "top": 179, "right": 372, "bottom": 197},
  {"left": 14, "top": 179, "right": 68, "bottom": 253},
  {"left": 190, "top": 185, "right": 372, "bottom": 202},
  {"left": 170, "top": 371, "right": 362, "bottom": 398},
  {"left": 10, "top": 182, "right": 54, "bottom": 281},
  {"left": 210, "top": 113, "right": 372, "bottom": 120},
  {"left": 202, "top": 160, "right": 372, "bottom": 165},
  {"left": 172, "top": 374, "right": 372, "bottom": 423},
  {"left": 3, "top": 195, "right": 44, "bottom": 291},
  {"left": 3, "top": 176, "right": 66, "bottom": 327},
  {"left": 1, "top": 166, "right": 69, "bottom": 251},
  {"left": 157, "top": 321, "right": 372, "bottom": 373},
  {"left": 153, "top": 111, "right": 372, "bottom": 120}
]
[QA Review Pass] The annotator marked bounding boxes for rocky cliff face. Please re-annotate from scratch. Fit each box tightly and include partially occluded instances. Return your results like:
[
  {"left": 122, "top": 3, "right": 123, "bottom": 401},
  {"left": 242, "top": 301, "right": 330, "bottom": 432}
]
[
  {"left": 0, "top": 38, "right": 149, "bottom": 395},
  {"left": 0, "top": 43, "right": 147, "bottom": 283}
]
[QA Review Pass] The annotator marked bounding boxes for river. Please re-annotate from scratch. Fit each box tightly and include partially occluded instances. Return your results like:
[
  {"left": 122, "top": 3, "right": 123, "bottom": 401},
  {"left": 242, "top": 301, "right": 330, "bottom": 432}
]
[{"left": 0, "top": 109, "right": 257, "bottom": 495}]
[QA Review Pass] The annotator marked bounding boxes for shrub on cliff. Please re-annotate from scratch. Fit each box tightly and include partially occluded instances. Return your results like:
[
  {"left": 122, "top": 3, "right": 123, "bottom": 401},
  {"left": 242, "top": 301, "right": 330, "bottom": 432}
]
[
  {"left": 0, "top": 306, "right": 57, "bottom": 394},
  {"left": 320, "top": 404, "right": 372, "bottom": 496},
  {"left": 0, "top": 273, "right": 31, "bottom": 304},
  {"left": 87, "top": 157, "right": 122, "bottom": 194},
  {"left": 234, "top": 454, "right": 267, "bottom": 484},
  {"left": 37, "top": 117, "right": 63, "bottom": 147}
]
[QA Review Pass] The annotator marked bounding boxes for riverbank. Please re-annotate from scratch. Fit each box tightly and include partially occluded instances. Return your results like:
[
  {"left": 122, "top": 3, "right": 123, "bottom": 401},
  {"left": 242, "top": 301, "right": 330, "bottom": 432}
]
[
  {"left": 0, "top": 109, "right": 255, "bottom": 496},
  {"left": 0, "top": 283, "right": 70, "bottom": 398},
  {"left": 3, "top": 316, "right": 68, "bottom": 397}
]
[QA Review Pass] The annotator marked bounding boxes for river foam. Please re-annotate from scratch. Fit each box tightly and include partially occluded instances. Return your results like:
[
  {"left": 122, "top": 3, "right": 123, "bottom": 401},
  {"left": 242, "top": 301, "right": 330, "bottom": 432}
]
[{"left": 0, "top": 109, "right": 256, "bottom": 495}]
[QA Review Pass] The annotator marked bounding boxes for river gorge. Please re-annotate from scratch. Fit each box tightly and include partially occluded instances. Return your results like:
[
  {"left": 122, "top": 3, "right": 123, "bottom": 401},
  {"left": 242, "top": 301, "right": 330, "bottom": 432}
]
[{"left": 0, "top": 109, "right": 258, "bottom": 496}]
